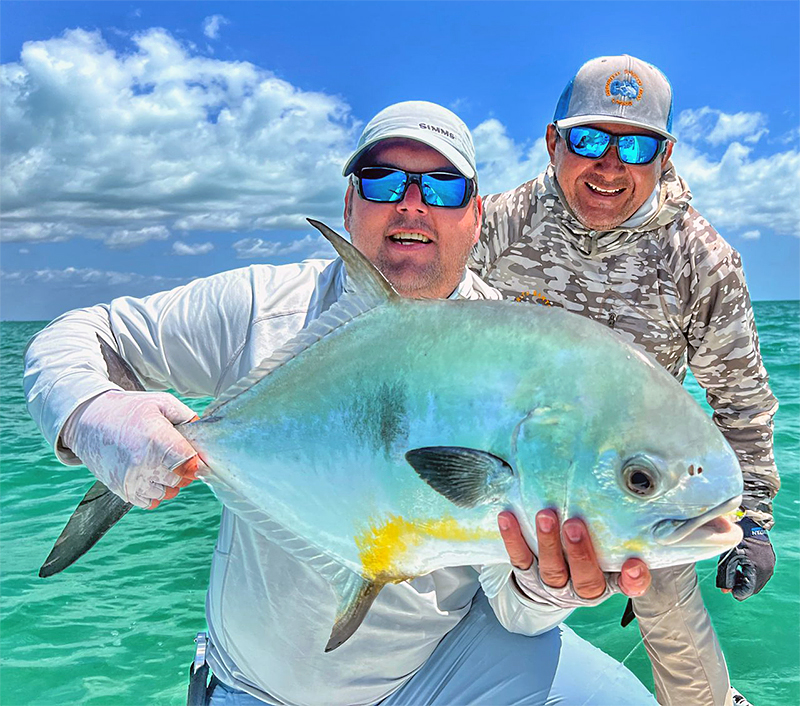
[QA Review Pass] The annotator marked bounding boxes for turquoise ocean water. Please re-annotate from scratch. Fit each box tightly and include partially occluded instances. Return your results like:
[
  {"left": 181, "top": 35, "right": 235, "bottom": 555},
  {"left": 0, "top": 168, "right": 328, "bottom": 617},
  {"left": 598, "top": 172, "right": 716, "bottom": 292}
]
[{"left": 1, "top": 301, "right": 798, "bottom": 705}]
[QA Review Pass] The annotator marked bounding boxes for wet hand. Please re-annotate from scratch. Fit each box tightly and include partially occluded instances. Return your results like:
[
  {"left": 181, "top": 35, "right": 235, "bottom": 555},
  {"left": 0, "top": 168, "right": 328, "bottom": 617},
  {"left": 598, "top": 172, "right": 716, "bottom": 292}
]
[{"left": 498, "top": 509, "right": 651, "bottom": 605}]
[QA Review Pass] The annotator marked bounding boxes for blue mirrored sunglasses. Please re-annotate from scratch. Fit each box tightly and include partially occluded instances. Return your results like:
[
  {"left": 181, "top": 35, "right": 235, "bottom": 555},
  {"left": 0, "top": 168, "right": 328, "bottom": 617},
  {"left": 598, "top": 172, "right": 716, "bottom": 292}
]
[
  {"left": 355, "top": 167, "right": 474, "bottom": 208},
  {"left": 557, "top": 126, "right": 666, "bottom": 165}
]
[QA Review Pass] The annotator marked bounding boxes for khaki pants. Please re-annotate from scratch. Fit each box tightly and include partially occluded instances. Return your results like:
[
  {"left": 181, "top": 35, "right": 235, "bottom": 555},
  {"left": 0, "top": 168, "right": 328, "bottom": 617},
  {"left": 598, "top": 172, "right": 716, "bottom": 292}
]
[{"left": 633, "top": 563, "right": 733, "bottom": 706}]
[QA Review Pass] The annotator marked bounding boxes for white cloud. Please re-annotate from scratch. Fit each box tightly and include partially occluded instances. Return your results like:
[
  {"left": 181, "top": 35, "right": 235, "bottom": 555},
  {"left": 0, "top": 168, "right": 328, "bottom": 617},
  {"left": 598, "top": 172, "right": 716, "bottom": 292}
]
[
  {"left": 203, "top": 15, "right": 230, "bottom": 40},
  {"left": 473, "top": 118, "right": 549, "bottom": 194},
  {"left": 106, "top": 225, "right": 170, "bottom": 249},
  {"left": 19, "top": 248, "right": 30, "bottom": 254},
  {"left": 0, "top": 27, "right": 358, "bottom": 246},
  {"left": 448, "top": 97, "right": 472, "bottom": 114},
  {"left": 779, "top": 126, "right": 799, "bottom": 145},
  {"left": 671, "top": 110, "right": 799, "bottom": 238},
  {"left": 1, "top": 222, "right": 72, "bottom": 243},
  {"left": 675, "top": 107, "right": 768, "bottom": 146},
  {"left": 1, "top": 266, "right": 193, "bottom": 319},
  {"left": 0, "top": 266, "right": 186, "bottom": 288},
  {"left": 232, "top": 234, "right": 334, "bottom": 260},
  {"left": 173, "top": 240, "right": 214, "bottom": 255},
  {"left": 671, "top": 140, "right": 800, "bottom": 237}
]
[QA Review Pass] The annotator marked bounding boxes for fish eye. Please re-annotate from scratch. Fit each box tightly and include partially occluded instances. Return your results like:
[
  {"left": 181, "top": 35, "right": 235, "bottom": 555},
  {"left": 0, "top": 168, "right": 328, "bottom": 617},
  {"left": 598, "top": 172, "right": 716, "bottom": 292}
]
[{"left": 621, "top": 459, "right": 659, "bottom": 498}]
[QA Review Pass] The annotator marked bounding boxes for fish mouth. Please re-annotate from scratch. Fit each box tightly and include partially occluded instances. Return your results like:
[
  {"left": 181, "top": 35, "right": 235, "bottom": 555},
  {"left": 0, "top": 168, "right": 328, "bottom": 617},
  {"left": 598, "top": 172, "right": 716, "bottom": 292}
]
[{"left": 652, "top": 496, "right": 743, "bottom": 547}]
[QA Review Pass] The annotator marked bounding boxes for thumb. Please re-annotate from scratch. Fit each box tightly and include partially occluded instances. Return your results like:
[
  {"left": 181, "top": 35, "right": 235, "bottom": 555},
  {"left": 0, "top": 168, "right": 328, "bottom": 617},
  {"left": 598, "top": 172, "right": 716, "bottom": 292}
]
[
  {"left": 149, "top": 398, "right": 200, "bottom": 471},
  {"left": 160, "top": 430, "right": 199, "bottom": 474}
]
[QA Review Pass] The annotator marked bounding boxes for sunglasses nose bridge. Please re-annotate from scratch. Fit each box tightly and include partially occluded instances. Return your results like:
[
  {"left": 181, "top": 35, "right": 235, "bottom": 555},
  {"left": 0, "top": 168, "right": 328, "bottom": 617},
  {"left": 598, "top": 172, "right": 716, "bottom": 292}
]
[
  {"left": 594, "top": 142, "right": 628, "bottom": 171},
  {"left": 396, "top": 175, "right": 428, "bottom": 212}
]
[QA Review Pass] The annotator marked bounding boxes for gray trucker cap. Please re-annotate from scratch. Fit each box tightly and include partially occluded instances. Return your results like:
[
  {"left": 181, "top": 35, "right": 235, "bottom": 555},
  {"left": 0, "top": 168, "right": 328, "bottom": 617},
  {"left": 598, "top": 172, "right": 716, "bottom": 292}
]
[
  {"left": 553, "top": 55, "right": 677, "bottom": 142},
  {"left": 342, "top": 101, "right": 477, "bottom": 179}
]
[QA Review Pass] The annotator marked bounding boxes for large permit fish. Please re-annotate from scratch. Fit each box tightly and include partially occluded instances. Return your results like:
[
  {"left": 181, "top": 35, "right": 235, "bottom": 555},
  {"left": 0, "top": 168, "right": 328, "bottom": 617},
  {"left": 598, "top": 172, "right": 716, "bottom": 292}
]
[{"left": 40, "top": 220, "right": 744, "bottom": 651}]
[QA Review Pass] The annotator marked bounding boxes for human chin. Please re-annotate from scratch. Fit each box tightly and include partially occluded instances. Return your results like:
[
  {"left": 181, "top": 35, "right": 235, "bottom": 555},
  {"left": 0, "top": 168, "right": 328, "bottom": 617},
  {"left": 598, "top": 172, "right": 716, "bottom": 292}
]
[
  {"left": 572, "top": 186, "right": 637, "bottom": 230},
  {"left": 382, "top": 259, "right": 446, "bottom": 298}
]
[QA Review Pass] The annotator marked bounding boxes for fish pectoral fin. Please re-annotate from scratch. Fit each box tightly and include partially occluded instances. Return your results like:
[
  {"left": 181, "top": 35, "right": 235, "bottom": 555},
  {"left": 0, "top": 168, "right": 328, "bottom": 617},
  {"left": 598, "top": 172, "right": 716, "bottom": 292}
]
[
  {"left": 325, "top": 573, "right": 385, "bottom": 652},
  {"left": 405, "top": 447, "right": 515, "bottom": 508}
]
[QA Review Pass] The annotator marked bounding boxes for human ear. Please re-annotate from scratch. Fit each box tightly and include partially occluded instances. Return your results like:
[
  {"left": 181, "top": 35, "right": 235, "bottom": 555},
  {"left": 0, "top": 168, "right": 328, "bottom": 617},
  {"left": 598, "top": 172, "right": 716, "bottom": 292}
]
[
  {"left": 343, "top": 183, "right": 354, "bottom": 232},
  {"left": 546, "top": 124, "right": 558, "bottom": 164}
]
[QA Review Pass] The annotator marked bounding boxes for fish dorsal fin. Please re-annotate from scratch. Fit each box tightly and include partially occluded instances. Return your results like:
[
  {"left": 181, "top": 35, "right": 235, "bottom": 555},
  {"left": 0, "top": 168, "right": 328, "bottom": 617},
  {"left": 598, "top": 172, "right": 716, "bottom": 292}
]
[
  {"left": 307, "top": 219, "right": 399, "bottom": 304},
  {"left": 203, "top": 221, "right": 400, "bottom": 416},
  {"left": 405, "top": 447, "right": 516, "bottom": 508}
]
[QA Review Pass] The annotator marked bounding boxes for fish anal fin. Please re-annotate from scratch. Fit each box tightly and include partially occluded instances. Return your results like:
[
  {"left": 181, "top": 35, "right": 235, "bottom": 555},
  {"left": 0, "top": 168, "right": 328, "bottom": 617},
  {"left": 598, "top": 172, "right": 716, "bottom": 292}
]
[
  {"left": 405, "top": 446, "right": 515, "bottom": 508},
  {"left": 325, "top": 574, "right": 385, "bottom": 652}
]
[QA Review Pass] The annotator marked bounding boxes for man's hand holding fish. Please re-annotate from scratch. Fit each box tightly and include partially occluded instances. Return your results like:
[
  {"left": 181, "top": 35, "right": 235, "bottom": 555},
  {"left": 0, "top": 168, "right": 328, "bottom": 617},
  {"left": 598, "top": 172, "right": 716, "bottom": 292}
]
[{"left": 499, "top": 510, "right": 652, "bottom": 609}]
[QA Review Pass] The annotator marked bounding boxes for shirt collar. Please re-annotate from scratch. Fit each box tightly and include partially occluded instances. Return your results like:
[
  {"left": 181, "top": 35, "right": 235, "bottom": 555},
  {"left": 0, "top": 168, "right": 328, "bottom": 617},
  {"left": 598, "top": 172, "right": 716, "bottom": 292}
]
[
  {"left": 618, "top": 183, "right": 661, "bottom": 229},
  {"left": 339, "top": 261, "right": 471, "bottom": 300}
]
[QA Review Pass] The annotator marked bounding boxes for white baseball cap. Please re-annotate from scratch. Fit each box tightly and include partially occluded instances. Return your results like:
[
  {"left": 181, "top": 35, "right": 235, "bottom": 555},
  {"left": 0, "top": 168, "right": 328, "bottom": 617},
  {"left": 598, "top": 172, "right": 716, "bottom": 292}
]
[{"left": 342, "top": 100, "right": 477, "bottom": 179}]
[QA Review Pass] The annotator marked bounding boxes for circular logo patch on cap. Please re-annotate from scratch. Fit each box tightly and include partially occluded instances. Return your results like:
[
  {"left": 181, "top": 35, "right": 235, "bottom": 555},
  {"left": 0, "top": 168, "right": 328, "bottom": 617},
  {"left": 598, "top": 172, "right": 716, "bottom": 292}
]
[{"left": 605, "top": 70, "right": 643, "bottom": 106}]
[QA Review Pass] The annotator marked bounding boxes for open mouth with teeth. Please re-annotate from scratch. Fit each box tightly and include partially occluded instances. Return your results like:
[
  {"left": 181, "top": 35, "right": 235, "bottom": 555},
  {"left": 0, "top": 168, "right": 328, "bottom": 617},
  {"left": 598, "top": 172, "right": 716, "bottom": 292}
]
[
  {"left": 389, "top": 232, "right": 433, "bottom": 246},
  {"left": 585, "top": 182, "right": 626, "bottom": 196}
]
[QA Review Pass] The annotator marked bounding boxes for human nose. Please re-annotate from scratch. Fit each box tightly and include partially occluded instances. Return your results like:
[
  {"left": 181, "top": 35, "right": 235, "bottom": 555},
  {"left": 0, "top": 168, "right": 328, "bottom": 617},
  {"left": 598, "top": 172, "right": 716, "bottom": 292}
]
[
  {"left": 396, "top": 182, "right": 428, "bottom": 215},
  {"left": 595, "top": 145, "right": 627, "bottom": 172}
]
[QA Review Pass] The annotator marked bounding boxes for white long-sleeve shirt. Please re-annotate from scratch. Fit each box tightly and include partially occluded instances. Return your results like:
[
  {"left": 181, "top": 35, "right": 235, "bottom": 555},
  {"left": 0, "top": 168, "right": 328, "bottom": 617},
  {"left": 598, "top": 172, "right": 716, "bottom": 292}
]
[{"left": 24, "top": 258, "right": 572, "bottom": 706}]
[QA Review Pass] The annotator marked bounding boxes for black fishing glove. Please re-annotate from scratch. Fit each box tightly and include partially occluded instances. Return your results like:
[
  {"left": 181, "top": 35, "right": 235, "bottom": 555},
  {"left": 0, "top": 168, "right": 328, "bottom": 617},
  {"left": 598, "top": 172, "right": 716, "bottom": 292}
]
[{"left": 716, "top": 517, "right": 775, "bottom": 600}]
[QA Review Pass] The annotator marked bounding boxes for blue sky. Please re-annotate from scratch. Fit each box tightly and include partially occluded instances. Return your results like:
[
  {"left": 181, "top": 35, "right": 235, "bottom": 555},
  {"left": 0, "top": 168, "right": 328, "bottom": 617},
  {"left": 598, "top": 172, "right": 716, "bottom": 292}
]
[{"left": 2, "top": 0, "right": 798, "bottom": 320}]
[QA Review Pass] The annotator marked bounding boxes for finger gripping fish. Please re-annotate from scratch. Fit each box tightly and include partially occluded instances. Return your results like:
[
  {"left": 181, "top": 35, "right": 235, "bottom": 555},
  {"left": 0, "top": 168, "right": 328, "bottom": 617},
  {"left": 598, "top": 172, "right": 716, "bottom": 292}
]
[{"left": 41, "top": 220, "right": 744, "bottom": 653}]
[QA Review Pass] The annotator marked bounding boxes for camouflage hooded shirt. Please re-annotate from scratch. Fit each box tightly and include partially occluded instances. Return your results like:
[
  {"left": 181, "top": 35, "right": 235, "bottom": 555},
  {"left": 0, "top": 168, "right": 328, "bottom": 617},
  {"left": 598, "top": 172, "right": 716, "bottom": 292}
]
[{"left": 471, "top": 164, "right": 779, "bottom": 528}]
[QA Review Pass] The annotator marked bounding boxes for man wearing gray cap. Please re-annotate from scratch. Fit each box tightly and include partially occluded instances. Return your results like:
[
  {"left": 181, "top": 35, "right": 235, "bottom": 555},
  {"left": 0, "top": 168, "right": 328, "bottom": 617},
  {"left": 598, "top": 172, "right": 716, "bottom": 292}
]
[
  {"left": 25, "top": 100, "right": 657, "bottom": 705},
  {"left": 473, "top": 54, "right": 779, "bottom": 706}
]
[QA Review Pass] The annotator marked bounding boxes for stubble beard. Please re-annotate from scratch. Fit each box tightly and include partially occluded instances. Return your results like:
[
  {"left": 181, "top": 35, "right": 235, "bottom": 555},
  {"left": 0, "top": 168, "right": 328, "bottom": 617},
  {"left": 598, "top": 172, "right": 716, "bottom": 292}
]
[
  {"left": 377, "top": 252, "right": 448, "bottom": 299},
  {"left": 571, "top": 187, "right": 637, "bottom": 231}
]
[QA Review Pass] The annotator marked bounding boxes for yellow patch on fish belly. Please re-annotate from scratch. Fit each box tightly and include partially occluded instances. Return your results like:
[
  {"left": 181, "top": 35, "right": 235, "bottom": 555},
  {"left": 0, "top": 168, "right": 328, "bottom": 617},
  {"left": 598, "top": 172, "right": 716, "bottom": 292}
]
[
  {"left": 621, "top": 537, "right": 647, "bottom": 553},
  {"left": 355, "top": 515, "right": 492, "bottom": 580}
]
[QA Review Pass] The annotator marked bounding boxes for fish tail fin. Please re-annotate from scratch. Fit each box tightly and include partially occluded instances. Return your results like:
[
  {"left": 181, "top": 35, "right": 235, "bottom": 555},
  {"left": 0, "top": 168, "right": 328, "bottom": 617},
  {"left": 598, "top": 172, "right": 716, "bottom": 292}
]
[
  {"left": 39, "top": 335, "right": 144, "bottom": 577},
  {"left": 39, "top": 481, "right": 133, "bottom": 577}
]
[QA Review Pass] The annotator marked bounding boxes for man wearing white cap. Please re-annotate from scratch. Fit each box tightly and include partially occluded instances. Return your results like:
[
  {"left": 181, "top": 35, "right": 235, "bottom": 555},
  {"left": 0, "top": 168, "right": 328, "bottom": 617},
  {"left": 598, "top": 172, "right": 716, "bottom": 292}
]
[
  {"left": 25, "top": 100, "right": 658, "bottom": 705},
  {"left": 473, "top": 54, "right": 779, "bottom": 706}
]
